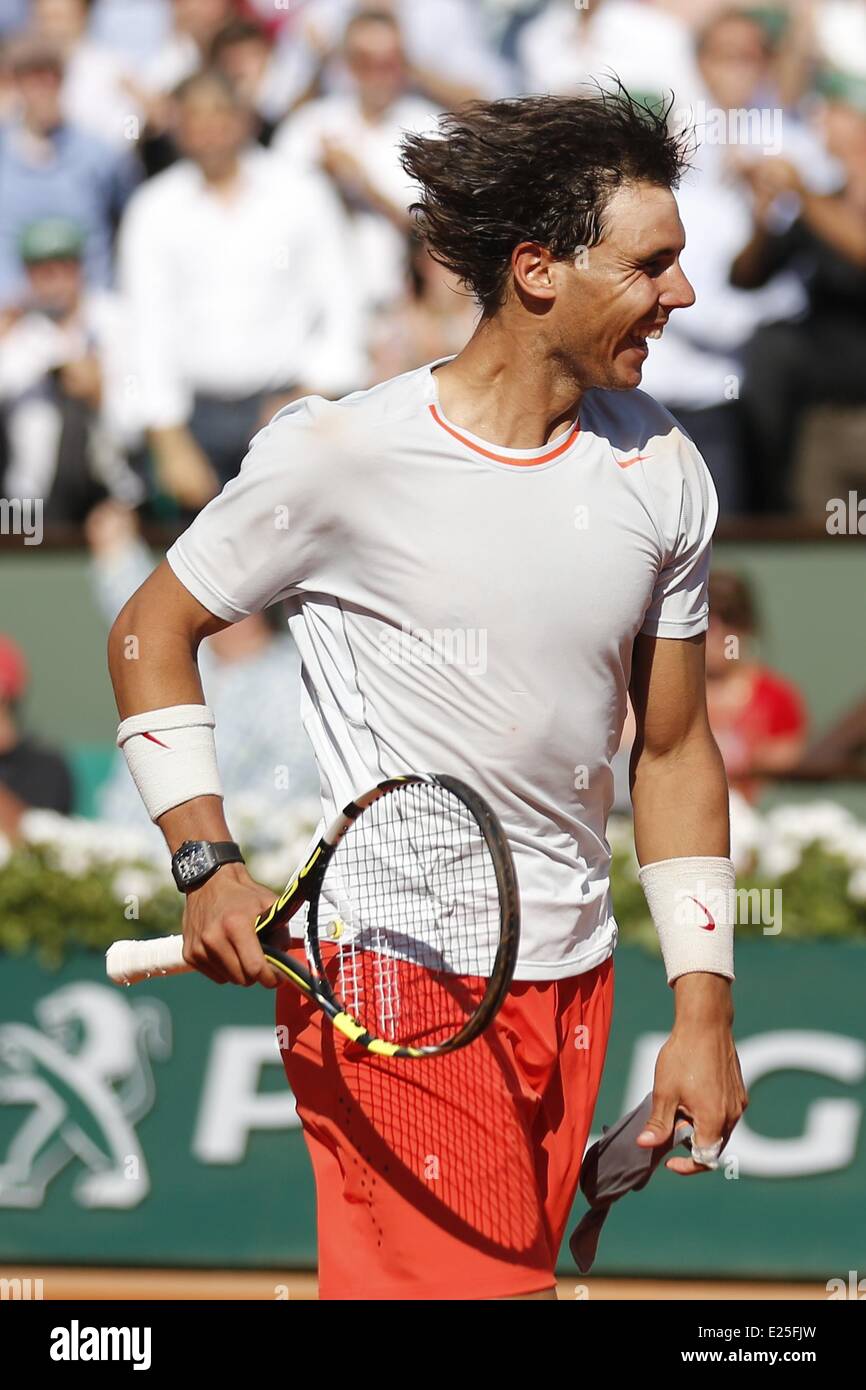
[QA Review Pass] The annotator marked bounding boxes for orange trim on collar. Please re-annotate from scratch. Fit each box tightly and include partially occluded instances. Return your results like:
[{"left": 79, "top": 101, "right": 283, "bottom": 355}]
[{"left": 428, "top": 403, "right": 580, "bottom": 466}]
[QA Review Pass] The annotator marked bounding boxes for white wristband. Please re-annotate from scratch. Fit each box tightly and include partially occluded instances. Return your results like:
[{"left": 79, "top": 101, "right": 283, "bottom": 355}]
[
  {"left": 637, "top": 856, "right": 736, "bottom": 984},
  {"left": 117, "top": 704, "right": 222, "bottom": 823}
]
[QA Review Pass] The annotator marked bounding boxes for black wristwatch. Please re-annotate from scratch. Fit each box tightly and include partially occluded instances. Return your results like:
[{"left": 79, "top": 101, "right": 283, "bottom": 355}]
[{"left": 171, "top": 840, "right": 245, "bottom": 893}]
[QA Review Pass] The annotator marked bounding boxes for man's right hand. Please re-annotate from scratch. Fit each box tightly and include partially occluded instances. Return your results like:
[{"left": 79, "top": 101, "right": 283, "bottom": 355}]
[{"left": 181, "top": 862, "right": 283, "bottom": 988}]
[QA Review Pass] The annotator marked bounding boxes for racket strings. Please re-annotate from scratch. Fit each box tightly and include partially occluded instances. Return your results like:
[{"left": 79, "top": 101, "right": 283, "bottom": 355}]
[{"left": 320, "top": 783, "right": 501, "bottom": 1046}]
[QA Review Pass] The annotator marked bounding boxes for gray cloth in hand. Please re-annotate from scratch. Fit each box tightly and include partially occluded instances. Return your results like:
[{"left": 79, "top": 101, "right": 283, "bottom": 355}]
[{"left": 569, "top": 1092, "right": 694, "bottom": 1273}]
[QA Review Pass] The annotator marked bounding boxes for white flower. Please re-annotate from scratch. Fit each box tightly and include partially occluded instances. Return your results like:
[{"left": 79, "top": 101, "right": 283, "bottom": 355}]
[
  {"left": 833, "top": 829, "right": 866, "bottom": 870},
  {"left": 111, "top": 868, "right": 161, "bottom": 904},
  {"left": 756, "top": 840, "right": 802, "bottom": 880},
  {"left": 848, "top": 868, "right": 866, "bottom": 903},
  {"left": 767, "top": 801, "right": 857, "bottom": 850},
  {"left": 20, "top": 808, "right": 69, "bottom": 846}
]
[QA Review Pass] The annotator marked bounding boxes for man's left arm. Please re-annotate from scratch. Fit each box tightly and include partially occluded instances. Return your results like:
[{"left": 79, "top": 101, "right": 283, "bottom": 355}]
[{"left": 629, "top": 629, "right": 748, "bottom": 1175}]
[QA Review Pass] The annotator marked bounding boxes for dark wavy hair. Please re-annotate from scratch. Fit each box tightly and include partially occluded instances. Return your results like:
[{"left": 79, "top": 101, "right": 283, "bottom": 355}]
[{"left": 401, "top": 85, "right": 692, "bottom": 316}]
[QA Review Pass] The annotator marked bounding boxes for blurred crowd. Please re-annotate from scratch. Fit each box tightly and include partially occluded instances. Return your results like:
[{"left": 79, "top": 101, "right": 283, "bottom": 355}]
[{"left": 0, "top": 0, "right": 864, "bottom": 527}]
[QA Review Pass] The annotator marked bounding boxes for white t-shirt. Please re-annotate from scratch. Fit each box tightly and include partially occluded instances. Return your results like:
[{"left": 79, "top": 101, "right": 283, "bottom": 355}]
[{"left": 167, "top": 359, "right": 717, "bottom": 980}]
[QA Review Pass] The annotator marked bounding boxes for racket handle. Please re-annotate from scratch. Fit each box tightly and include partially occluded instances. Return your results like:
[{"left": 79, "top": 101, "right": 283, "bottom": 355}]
[{"left": 106, "top": 934, "right": 189, "bottom": 985}]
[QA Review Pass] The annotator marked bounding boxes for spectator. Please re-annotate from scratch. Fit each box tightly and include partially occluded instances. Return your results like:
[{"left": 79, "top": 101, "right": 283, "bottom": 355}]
[
  {"left": 274, "top": 9, "right": 439, "bottom": 314},
  {"left": 210, "top": 18, "right": 280, "bottom": 145},
  {"left": 85, "top": 501, "right": 321, "bottom": 838},
  {"left": 0, "top": 37, "right": 140, "bottom": 306},
  {"left": 731, "top": 84, "right": 866, "bottom": 512},
  {"left": 368, "top": 237, "right": 478, "bottom": 381},
  {"left": 140, "top": 0, "right": 234, "bottom": 95},
  {"left": 122, "top": 0, "right": 235, "bottom": 174},
  {"left": 0, "top": 633, "right": 73, "bottom": 815},
  {"left": 706, "top": 570, "right": 807, "bottom": 803},
  {"left": 0, "top": 217, "right": 143, "bottom": 521},
  {"left": 516, "top": 0, "right": 703, "bottom": 107},
  {"left": 269, "top": 0, "right": 513, "bottom": 110},
  {"left": 117, "top": 70, "right": 364, "bottom": 514},
  {"left": 31, "top": 0, "right": 142, "bottom": 148},
  {"left": 639, "top": 7, "right": 818, "bottom": 514}
]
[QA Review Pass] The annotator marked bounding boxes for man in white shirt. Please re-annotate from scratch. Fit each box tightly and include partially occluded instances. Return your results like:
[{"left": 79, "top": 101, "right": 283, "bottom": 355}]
[
  {"left": 109, "top": 89, "right": 746, "bottom": 1300},
  {"left": 118, "top": 69, "right": 364, "bottom": 513},
  {"left": 274, "top": 9, "right": 439, "bottom": 313}
]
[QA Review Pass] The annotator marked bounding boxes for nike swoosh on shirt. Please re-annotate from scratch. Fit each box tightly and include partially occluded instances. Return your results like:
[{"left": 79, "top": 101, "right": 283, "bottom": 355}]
[
  {"left": 689, "top": 897, "right": 716, "bottom": 930},
  {"left": 616, "top": 453, "right": 654, "bottom": 469}
]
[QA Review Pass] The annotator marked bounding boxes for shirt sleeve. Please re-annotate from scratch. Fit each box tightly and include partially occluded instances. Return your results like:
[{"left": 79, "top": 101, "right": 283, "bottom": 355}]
[
  {"left": 166, "top": 396, "right": 344, "bottom": 621},
  {"left": 640, "top": 425, "right": 718, "bottom": 640}
]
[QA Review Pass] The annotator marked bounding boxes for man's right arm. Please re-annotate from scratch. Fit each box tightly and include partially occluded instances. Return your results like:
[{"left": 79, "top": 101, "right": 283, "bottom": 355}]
[{"left": 108, "top": 560, "right": 280, "bottom": 988}]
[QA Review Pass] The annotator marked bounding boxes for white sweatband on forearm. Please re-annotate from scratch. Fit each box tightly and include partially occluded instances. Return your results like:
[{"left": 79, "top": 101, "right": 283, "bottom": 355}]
[
  {"left": 116, "top": 705, "right": 222, "bottom": 823},
  {"left": 637, "top": 856, "right": 736, "bottom": 984}
]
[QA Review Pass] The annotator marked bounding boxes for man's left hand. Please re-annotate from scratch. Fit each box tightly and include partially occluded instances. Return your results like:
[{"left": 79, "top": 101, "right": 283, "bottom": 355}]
[{"left": 636, "top": 973, "right": 748, "bottom": 1175}]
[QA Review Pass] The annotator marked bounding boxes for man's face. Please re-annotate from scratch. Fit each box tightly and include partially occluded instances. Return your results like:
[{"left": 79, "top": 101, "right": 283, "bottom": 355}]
[
  {"left": 175, "top": 89, "right": 248, "bottom": 168},
  {"left": 698, "top": 16, "right": 769, "bottom": 111},
  {"left": 551, "top": 181, "right": 694, "bottom": 391},
  {"left": 216, "top": 38, "right": 270, "bottom": 104},
  {"left": 345, "top": 21, "right": 407, "bottom": 111},
  {"left": 26, "top": 256, "right": 82, "bottom": 316},
  {"left": 706, "top": 614, "right": 745, "bottom": 678},
  {"left": 15, "top": 63, "right": 64, "bottom": 132},
  {"left": 33, "top": 0, "right": 88, "bottom": 45}
]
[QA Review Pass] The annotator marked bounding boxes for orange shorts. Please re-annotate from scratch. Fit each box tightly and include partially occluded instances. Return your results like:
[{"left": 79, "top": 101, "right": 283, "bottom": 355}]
[{"left": 277, "top": 949, "right": 614, "bottom": 1300}]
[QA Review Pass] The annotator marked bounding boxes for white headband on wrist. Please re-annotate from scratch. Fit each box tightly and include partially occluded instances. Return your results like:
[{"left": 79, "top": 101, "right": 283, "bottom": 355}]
[
  {"left": 637, "top": 855, "right": 736, "bottom": 984},
  {"left": 116, "top": 704, "right": 222, "bottom": 823}
]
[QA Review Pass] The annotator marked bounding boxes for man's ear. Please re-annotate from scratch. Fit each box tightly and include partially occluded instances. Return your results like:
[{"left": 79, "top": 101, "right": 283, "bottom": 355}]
[{"left": 511, "top": 241, "right": 557, "bottom": 305}]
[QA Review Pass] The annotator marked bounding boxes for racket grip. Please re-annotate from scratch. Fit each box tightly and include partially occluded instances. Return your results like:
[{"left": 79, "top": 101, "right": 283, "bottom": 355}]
[{"left": 106, "top": 934, "right": 189, "bottom": 985}]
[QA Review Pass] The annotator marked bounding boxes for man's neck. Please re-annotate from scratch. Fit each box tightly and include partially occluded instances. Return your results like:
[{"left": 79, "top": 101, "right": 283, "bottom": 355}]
[
  {"left": 433, "top": 318, "right": 584, "bottom": 450},
  {"left": 358, "top": 94, "right": 394, "bottom": 125},
  {"left": 201, "top": 155, "right": 242, "bottom": 195}
]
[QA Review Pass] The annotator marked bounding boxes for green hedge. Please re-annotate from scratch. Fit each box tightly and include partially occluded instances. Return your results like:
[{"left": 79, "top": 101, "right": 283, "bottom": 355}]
[{"left": 2, "top": 838, "right": 864, "bottom": 969}]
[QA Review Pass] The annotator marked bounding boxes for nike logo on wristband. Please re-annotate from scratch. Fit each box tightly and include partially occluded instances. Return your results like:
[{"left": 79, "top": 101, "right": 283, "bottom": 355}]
[
  {"left": 142, "top": 732, "right": 170, "bottom": 749},
  {"left": 689, "top": 897, "right": 716, "bottom": 930}
]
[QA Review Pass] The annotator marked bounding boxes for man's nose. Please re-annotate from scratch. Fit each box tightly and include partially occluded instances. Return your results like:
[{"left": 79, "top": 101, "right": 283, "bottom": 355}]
[{"left": 662, "top": 263, "right": 696, "bottom": 310}]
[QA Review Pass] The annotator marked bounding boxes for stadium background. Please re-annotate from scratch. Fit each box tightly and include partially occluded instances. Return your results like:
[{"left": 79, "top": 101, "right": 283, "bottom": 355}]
[{"left": 1, "top": 0, "right": 865, "bottom": 1299}]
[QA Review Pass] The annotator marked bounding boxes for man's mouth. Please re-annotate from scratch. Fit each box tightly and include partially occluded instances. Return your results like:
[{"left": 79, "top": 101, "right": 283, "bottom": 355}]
[{"left": 626, "top": 321, "right": 667, "bottom": 351}]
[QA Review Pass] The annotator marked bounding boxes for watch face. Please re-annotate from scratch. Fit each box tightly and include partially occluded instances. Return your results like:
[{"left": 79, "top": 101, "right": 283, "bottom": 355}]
[{"left": 175, "top": 843, "right": 216, "bottom": 885}]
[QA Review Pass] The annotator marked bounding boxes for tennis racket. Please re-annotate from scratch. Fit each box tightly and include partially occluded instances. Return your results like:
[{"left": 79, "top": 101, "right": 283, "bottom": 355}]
[{"left": 106, "top": 774, "right": 520, "bottom": 1059}]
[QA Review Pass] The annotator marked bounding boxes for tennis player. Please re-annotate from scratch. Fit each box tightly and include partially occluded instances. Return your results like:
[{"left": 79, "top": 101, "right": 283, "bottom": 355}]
[{"left": 109, "top": 89, "right": 747, "bottom": 1300}]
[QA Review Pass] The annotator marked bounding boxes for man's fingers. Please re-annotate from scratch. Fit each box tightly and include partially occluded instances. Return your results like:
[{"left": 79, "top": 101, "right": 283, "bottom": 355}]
[
  {"left": 666, "top": 1156, "right": 715, "bottom": 1176},
  {"left": 636, "top": 1096, "right": 679, "bottom": 1147}
]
